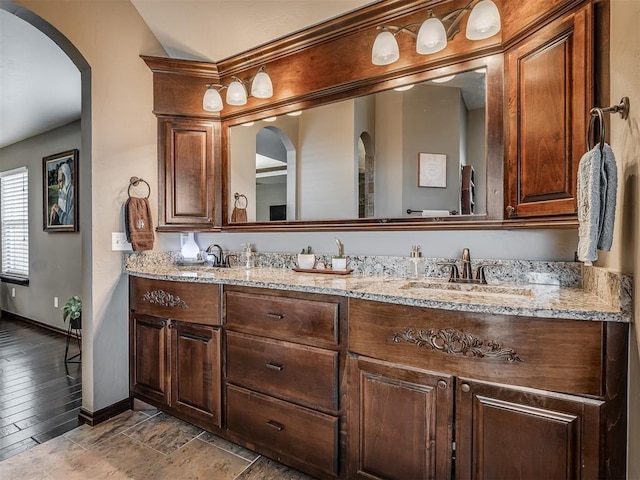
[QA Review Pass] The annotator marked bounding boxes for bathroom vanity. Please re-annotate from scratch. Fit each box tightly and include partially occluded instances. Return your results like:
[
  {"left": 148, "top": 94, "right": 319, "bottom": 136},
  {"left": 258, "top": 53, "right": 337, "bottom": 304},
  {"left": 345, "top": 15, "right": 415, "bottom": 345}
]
[{"left": 127, "top": 261, "right": 629, "bottom": 480}]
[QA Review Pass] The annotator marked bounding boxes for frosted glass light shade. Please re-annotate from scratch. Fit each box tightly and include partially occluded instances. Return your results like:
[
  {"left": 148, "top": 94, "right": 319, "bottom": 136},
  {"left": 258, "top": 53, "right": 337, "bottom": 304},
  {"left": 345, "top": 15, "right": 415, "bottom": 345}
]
[
  {"left": 226, "top": 80, "right": 247, "bottom": 106},
  {"left": 372, "top": 29, "right": 399, "bottom": 65},
  {"left": 203, "top": 87, "right": 223, "bottom": 112},
  {"left": 466, "top": 0, "right": 501, "bottom": 40},
  {"left": 251, "top": 70, "right": 273, "bottom": 99},
  {"left": 416, "top": 17, "right": 447, "bottom": 54}
]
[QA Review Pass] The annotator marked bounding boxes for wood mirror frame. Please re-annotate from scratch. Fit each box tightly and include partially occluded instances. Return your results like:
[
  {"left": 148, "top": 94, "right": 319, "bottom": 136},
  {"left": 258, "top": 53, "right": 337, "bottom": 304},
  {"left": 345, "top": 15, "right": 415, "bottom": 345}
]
[{"left": 143, "top": 0, "right": 599, "bottom": 232}]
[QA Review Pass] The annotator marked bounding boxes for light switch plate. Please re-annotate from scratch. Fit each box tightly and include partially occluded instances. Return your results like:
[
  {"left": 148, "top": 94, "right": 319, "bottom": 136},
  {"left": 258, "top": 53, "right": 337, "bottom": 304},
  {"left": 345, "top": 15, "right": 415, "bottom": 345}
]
[{"left": 112, "top": 232, "right": 132, "bottom": 251}]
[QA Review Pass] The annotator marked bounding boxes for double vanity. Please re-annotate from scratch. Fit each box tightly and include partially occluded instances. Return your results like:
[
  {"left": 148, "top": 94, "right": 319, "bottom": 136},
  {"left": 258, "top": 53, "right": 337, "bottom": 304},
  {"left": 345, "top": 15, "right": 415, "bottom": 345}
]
[{"left": 126, "top": 254, "right": 630, "bottom": 479}]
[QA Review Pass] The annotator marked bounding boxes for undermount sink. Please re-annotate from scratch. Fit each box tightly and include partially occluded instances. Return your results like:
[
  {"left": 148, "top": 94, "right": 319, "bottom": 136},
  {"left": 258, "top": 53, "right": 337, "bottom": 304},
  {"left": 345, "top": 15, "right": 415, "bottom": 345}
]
[{"left": 399, "top": 280, "right": 534, "bottom": 297}]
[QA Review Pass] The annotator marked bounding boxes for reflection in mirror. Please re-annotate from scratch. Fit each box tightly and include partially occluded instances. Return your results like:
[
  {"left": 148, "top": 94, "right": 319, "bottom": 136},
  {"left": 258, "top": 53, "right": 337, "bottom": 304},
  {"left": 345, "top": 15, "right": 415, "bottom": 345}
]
[{"left": 229, "top": 69, "right": 486, "bottom": 223}]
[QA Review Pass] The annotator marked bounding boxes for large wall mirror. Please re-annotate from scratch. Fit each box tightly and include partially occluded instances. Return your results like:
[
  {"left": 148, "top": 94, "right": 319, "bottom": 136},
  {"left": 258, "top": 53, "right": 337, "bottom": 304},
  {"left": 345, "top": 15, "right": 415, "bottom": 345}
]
[{"left": 226, "top": 56, "right": 503, "bottom": 228}]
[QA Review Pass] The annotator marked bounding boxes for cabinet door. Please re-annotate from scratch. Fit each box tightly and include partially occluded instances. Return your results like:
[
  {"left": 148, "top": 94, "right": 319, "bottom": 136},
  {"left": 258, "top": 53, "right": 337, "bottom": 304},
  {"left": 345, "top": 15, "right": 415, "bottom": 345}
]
[
  {"left": 170, "top": 321, "right": 221, "bottom": 427},
  {"left": 158, "top": 117, "right": 218, "bottom": 230},
  {"left": 130, "top": 314, "right": 168, "bottom": 405},
  {"left": 505, "top": 4, "right": 592, "bottom": 219},
  {"left": 348, "top": 356, "right": 454, "bottom": 480},
  {"left": 456, "top": 378, "right": 603, "bottom": 480}
]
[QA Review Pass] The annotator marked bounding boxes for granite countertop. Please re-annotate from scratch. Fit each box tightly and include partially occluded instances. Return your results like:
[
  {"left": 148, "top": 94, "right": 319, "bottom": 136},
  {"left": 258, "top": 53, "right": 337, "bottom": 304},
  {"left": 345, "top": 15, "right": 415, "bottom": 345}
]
[{"left": 125, "top": 263, "right": 631, "bottom": 323}]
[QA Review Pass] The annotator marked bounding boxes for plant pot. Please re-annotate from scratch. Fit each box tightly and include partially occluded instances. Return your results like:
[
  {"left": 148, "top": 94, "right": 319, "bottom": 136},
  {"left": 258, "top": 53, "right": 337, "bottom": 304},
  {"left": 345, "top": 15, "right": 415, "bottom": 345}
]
[
  {"left": 70, "top": 315, "right": 82, "bottom": 330},
  {"left": 297, "top": 253, "right": 316, "bottom": 269},
  {"left": 332, "top": 257, "right": 347, "bottom": 270}
]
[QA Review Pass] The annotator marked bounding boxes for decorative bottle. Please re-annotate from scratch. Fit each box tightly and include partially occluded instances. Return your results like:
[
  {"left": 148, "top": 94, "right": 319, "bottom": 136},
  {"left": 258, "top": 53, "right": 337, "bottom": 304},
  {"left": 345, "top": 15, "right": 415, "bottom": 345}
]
[
  {"left": 241, "top": 243, "right": 255, "bottom": 269},
  {"left": 181, "top": 232, "right": 199, "bottom": 260},
  {"left": 406, "top": 245, "right": 424, "bottom": 279}
]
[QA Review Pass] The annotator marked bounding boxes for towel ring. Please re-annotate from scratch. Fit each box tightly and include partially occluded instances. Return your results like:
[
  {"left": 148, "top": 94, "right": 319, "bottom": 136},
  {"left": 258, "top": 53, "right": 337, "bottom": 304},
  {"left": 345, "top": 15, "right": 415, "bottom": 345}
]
[
  {"left": 587, "top": 108, "right": 605, "bottom": 151},
  {"left": 128, "top": 176, "right": 151, "bottom": 199},
  {"left": 234, "top": 193, "right": 247, "bottom": 209}
]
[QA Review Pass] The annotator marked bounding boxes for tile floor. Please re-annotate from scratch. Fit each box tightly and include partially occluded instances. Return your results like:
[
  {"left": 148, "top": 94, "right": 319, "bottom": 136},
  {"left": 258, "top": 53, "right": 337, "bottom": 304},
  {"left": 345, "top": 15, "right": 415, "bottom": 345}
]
[{"left": 0, "top": 410, "right": 317, "bottom": 479}]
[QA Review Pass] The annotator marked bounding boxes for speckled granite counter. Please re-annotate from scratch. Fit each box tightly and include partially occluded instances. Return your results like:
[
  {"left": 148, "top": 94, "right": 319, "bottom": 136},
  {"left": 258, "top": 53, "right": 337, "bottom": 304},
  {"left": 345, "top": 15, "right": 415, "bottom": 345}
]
[{"left": 125, "top": 253, "right": 632, "bottom": 323}]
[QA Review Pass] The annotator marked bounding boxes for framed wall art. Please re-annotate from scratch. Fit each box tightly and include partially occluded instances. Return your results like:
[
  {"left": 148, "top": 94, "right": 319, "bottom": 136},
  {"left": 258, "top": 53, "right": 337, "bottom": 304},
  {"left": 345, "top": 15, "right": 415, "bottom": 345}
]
[
  {"left": 43, "top": 149, "right": 79, "bottom": 232},
  {"left": 418, "top": 153, "right": 447, "bottom": 188}
]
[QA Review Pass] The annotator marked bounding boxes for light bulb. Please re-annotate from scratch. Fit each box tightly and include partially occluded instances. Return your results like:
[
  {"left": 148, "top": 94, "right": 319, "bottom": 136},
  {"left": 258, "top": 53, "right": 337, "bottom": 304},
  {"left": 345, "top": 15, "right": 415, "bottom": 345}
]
[
  {"left": 466, "top": 0, "right": 501, "bottom": 40},
  {"left": 371, "top": 29, "right": 399, "bottom": 65}
]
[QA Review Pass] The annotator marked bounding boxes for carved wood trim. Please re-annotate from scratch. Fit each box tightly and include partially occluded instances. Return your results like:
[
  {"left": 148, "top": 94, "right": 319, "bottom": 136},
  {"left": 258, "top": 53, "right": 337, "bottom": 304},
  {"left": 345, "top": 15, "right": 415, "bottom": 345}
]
[
  {"left": 142, "top": 290, "right": 189, "bottom": 309},
  {"left": 391, "top": 327, "right": 523, "bottom": 363}
]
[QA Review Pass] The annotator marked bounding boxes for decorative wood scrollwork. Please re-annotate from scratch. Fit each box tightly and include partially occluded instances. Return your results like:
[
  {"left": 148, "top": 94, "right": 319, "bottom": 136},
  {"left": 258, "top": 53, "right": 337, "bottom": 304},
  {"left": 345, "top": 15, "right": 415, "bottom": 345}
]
[
  {"left": 142, "top": 290, "right": 188, "bottom": 309},
  {"left": 391, "top": 327, "right": 523, "bottom": 363}
]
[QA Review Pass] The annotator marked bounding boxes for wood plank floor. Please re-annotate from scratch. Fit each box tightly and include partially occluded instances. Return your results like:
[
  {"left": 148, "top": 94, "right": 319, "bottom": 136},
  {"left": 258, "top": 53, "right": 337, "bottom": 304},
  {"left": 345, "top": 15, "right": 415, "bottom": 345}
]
[{"left": 0, "top": 315, "right": 82, "bottom": 461}]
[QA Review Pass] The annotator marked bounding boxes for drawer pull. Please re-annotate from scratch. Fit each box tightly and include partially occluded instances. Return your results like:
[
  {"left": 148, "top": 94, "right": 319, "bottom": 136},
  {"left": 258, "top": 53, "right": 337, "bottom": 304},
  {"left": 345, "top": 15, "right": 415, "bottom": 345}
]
[
  {"left": 265, "top": 362, "right": 284, "bottom": 371},
  {"left": 265, "top": 313, "right": 285, "bottom": 319},
  {"left": 266, "top": 420, "right": 285, "bottom": 431}
]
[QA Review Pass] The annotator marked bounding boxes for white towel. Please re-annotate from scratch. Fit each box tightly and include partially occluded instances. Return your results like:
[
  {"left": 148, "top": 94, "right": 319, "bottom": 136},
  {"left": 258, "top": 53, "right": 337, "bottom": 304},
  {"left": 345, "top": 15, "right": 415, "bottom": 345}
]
[{"left": 577, "top": 144, "right": 617, "bottom": 265}]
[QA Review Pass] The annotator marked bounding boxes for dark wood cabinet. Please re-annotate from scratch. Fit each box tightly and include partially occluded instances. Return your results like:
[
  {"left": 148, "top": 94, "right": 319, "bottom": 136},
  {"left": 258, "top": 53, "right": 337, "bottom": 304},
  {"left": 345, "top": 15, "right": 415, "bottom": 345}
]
[
  {"left": 505, "top": 4, "right": 592, "bottom": 219},
  {"left": 129, "top": 278, "right": 222, "bottom": 429},
  {"left": 456, "top": 378, "right": 603, "bottom": 480},
  {"left": 130, "top": 313, "right": 168, "bottom": 405},
  {"left": 348, "top": 356, "right": 453, "bottom": 480},
  {"left": 157, "top": 117, "right": 219, "bottom": 231}
]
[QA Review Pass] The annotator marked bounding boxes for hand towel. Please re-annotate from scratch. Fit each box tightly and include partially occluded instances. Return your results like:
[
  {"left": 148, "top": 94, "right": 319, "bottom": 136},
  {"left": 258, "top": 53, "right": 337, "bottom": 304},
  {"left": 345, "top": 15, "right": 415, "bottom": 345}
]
[
  {"left": 577, "top": 144, "right": 617, "bottom": 265},
  {"left": 125, "top": 197, "right": 154, "bottom": 251}
]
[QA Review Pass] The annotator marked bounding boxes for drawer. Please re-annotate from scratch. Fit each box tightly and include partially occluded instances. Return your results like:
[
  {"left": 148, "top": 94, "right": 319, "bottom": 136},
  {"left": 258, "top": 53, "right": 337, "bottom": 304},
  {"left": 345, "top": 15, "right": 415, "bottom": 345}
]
[
  {"left": 130, "top": 277, "right": 220, "bottom": 325},
  {"left": 227, "top": 384, "right": 338, "bottom": 477},
  {"left": 226, "top": 331, "right": 339, "bottom": 411},
  {"left": 349, "top": 298, "right": 605, "bottom": 396},
  {"left": 225, "top": 289, "right": 339, "bottom": 346}
]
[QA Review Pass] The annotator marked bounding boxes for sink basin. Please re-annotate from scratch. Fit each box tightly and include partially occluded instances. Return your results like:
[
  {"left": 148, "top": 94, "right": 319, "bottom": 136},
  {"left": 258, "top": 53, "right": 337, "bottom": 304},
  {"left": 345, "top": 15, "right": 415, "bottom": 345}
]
[{"left": 399, "top": 280, "right": 534, "bottom": 297}]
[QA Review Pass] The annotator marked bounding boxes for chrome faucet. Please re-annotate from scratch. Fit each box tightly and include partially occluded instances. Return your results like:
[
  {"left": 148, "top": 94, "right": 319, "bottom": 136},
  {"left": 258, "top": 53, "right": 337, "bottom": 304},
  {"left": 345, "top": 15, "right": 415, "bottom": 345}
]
[
  {"left": 205, "top": 244, "right": 230, "bottom": 267},
  {"left": 440, "top": 248, "right": 487, "bottom": 284}
]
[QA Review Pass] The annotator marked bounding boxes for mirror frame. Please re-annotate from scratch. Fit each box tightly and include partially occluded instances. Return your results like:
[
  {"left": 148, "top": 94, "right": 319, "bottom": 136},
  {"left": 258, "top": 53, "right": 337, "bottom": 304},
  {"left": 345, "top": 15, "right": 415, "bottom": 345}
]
[{"left": 222, "top": 54, "right": 504, "bottom": 231}]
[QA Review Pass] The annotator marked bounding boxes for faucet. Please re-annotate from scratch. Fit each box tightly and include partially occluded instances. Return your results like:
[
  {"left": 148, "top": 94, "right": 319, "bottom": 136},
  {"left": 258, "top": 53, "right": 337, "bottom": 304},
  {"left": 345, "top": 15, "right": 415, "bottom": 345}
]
[
  {"left": 440, "top": 248, "right": 487, "bottom": 284},
  {"left": 205, "top": 244, "right": 230, "bottom": 267}
]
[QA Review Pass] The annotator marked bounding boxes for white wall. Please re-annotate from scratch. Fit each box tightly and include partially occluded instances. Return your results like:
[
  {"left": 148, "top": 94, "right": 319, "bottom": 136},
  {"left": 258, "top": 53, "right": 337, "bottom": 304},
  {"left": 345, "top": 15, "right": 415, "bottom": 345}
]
[
  {"left": 603, "top": 1, "right": 640, "bottom": 477},
  {"left": 0, "top": 121, "right": 82, "bottom": 329}
]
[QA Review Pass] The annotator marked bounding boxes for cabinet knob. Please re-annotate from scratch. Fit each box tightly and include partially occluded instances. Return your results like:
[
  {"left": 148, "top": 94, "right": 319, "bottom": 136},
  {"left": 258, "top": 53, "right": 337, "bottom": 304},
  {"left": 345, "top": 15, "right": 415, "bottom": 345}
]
[
  {"left": 160, "top": 320, "right": 166, "bottom": 327},
  {"left": 437, "top": 380, "right": 448, "bottom": 389},
  {"left": 506, "top": 205, "right": 516, "bottom": 217},
  {"left": 461, "top": 383, "right": 471, "bottom": 393}
]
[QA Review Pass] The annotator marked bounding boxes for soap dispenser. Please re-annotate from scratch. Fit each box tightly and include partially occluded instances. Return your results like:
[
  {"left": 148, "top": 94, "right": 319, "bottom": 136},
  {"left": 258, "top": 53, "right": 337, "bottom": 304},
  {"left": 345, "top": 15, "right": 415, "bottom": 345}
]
[
  {"left": 406, "top": 245, "right": 424, "bottom": 279},
  {"left": 241, "top": 243, "right": 255, "bottom": 269}
]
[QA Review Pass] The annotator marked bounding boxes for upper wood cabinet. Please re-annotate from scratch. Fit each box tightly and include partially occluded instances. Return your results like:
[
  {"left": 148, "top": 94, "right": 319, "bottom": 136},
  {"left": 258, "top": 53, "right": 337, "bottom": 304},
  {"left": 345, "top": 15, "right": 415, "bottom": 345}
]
[
  {"left": 157, "top": 117, "right": 220, "bottom": 231},
  {"left": 504, "top": 3, "right": 593, "bottom": 220}
]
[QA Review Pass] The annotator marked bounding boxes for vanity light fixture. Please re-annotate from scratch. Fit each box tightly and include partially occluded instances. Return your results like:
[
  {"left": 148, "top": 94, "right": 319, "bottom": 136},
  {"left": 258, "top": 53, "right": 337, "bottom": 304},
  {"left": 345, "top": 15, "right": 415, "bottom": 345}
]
[
  {"left": 394, "top": 84, "right": 415, "bottom": 91},
  {"left": 371, "top": 0, "right": 501, "bottom": 66},
  {"left": 286, "top": 111, "right": 303, "bottom": 117},
  {"left": 263, "top": 116, "right": 277, "bottom": 122},
  {"left": 203, "top": 66, "right": 274, "bottom": 112},
  {"left": 241, "top": 121, "right": 255, "bottom": 127}
]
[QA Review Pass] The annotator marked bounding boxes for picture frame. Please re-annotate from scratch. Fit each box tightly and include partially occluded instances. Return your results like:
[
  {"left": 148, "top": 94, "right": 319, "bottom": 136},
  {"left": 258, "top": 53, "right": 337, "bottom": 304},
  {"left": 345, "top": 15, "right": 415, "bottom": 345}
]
[
  {"left": 418, "top": 153, "right": 447, "bottom": 188},
  {"left": 43, "top": 149, "right": 79, "bottom": 232}
]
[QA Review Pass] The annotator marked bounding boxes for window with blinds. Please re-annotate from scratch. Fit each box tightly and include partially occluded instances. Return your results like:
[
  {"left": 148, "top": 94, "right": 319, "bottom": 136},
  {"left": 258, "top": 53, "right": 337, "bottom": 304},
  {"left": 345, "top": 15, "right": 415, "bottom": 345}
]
[{"left": 1, "top": 167, "right": 29, "bottom": 279}]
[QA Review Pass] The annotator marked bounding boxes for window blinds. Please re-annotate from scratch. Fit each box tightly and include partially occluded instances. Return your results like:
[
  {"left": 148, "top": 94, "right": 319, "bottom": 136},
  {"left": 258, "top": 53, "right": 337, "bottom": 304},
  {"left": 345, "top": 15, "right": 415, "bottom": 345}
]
[{"left": 1, "top": 167, "right": 29, "bottom": 278}]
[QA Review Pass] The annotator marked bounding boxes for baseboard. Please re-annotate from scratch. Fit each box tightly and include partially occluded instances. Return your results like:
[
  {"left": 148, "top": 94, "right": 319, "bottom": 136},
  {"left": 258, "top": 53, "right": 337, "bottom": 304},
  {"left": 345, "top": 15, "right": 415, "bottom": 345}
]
[
  {"left": 1, "top": 310, "right": 74, "bottom": 339},
  {"left": 78, "top": 398, "right": 132, "bottom": 426}
]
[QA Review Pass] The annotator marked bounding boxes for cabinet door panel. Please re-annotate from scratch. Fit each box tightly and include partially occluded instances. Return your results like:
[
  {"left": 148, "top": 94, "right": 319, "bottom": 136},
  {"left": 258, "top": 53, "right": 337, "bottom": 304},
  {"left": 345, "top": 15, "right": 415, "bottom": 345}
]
[
  {"left": 505, "top": 5, "right": 592, "bottom": 218},
  {"left": 349, "top": 356, "right": 453, "bottom": 480},
  {"left": 158, "top": 117, "right": 218, "bottom": 229},
  {"left": 170, "top": 321, "right": 221, "bottom": 427},
  {"left": 456, "top": 378, "right": 603, "bottom": 480},
  {"left": 130, "top": 314, "right": 168, "bottom": 405}
]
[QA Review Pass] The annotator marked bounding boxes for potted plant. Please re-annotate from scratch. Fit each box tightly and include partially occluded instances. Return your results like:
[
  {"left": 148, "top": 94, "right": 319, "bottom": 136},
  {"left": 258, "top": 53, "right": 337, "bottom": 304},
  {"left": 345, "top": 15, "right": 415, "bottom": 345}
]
[
  {"left": 297, "top": 246, "right": 315, "bottom": 269},
  {"left": 332, "top": 238, "right": 347, "bottom": 270},
  {"left": 62, "top": 295, "right": 82, "bottom": 329}
]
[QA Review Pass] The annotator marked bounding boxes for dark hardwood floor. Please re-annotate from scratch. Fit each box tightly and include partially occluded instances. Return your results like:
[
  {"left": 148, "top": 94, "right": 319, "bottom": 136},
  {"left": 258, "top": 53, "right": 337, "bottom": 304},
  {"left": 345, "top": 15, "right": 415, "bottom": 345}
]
[{"left": 0, "top": 315, "right": 82, "bottom": 461}]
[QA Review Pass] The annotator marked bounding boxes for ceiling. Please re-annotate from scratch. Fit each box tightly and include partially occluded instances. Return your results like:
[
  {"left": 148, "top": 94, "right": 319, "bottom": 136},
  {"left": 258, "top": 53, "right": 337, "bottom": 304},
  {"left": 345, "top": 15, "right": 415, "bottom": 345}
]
[{"left": 0, "top": 0, "right": 375, "bottom": 150}]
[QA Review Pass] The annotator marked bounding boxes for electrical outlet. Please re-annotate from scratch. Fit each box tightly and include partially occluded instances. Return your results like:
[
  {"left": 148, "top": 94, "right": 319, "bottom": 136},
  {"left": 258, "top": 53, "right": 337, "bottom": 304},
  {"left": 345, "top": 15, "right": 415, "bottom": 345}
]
[
  {"left": 11, "top": 287, "right": 15, "bottom": 298},
  {"left": 54, "top": 296, "right": 59, "bottom": 308},
  {"left": 112, "top": 232, "right": 132, "bottom": 251}
]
